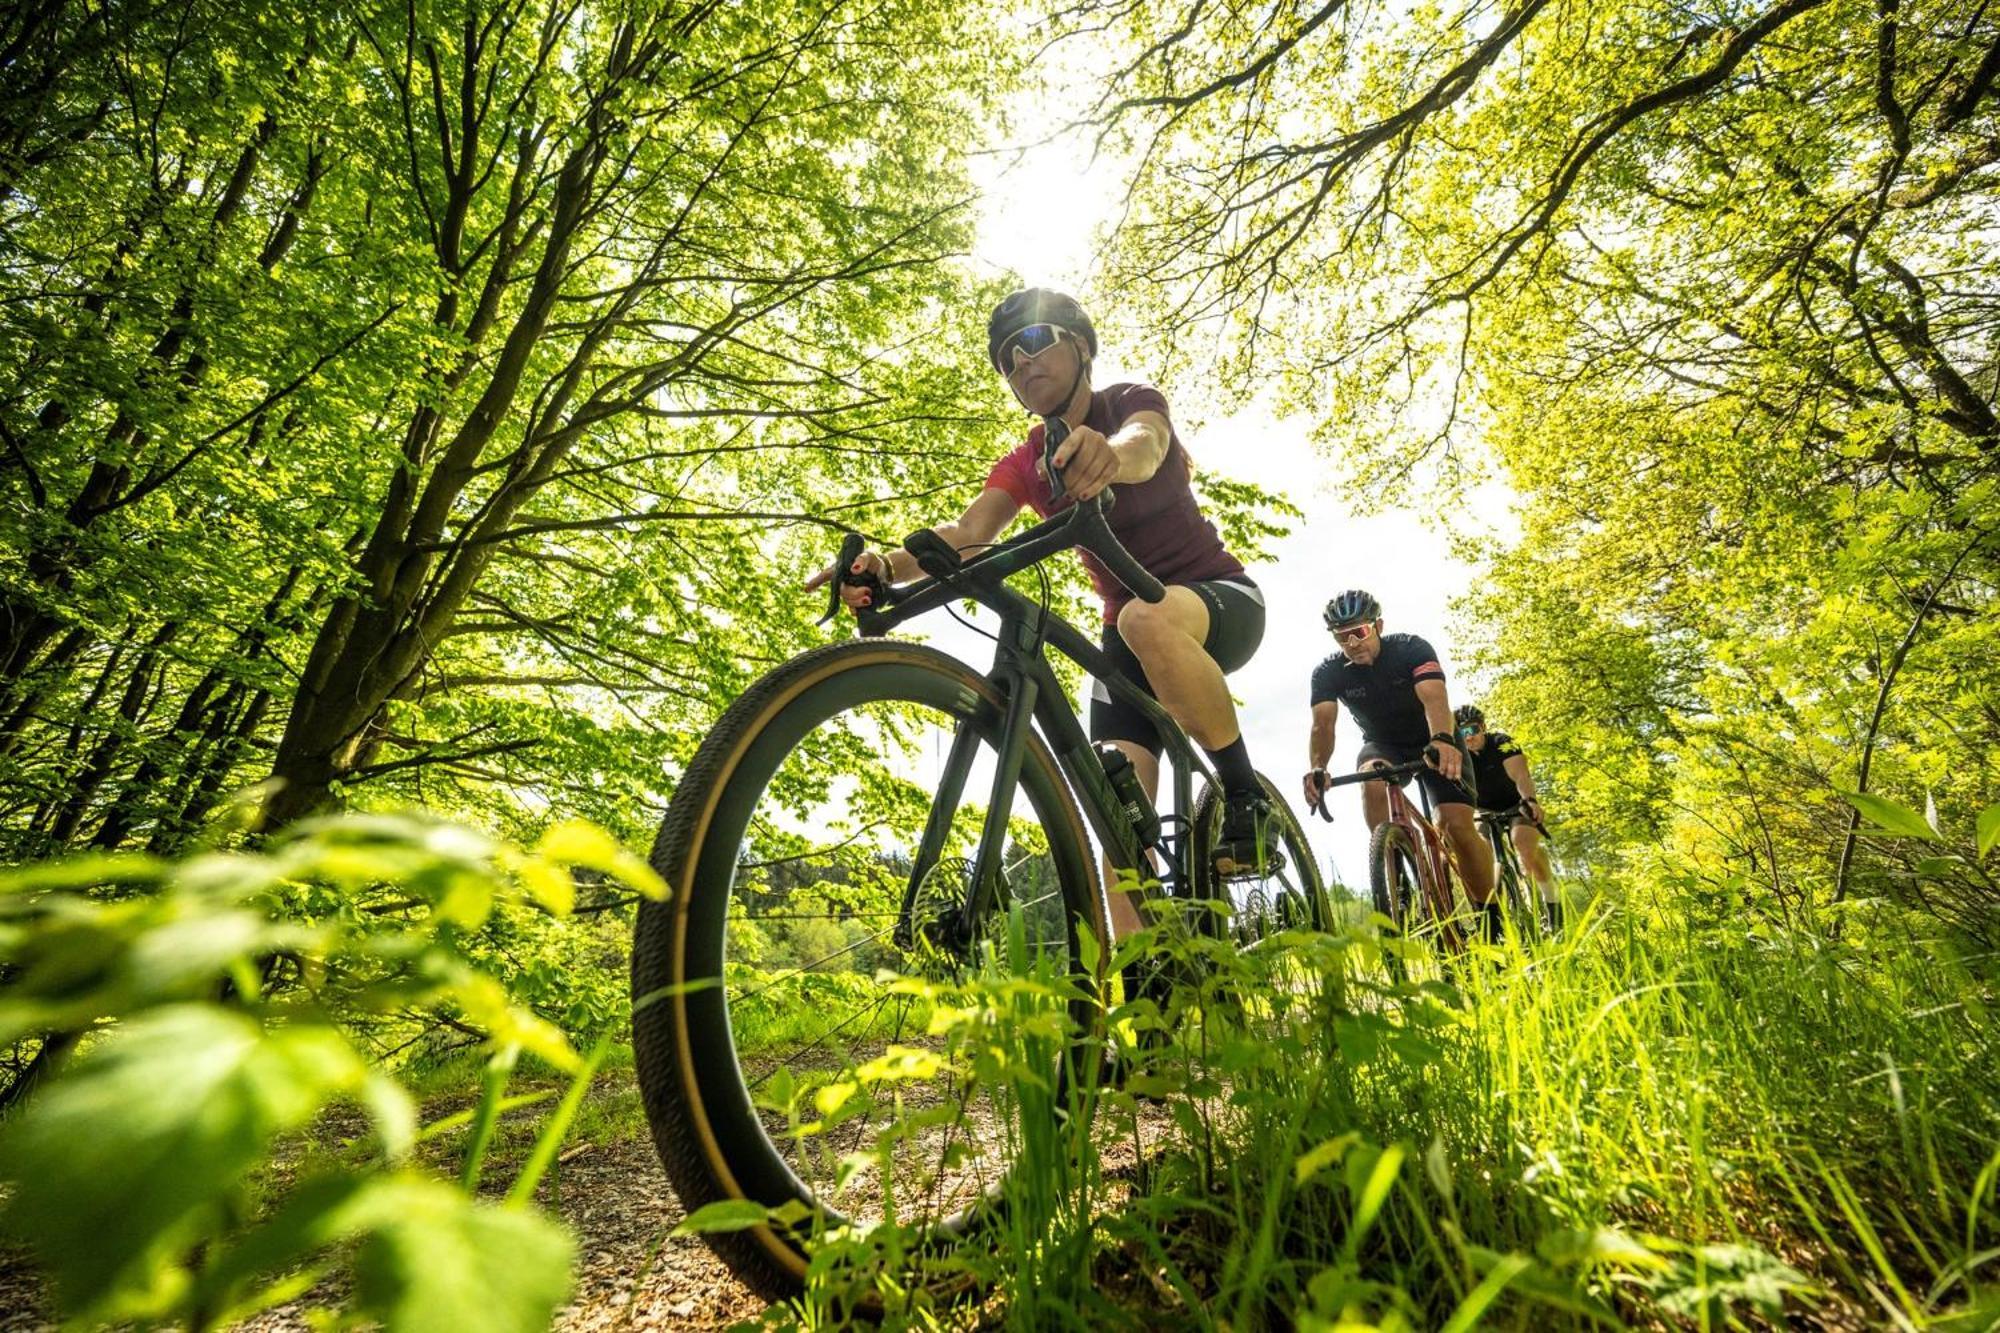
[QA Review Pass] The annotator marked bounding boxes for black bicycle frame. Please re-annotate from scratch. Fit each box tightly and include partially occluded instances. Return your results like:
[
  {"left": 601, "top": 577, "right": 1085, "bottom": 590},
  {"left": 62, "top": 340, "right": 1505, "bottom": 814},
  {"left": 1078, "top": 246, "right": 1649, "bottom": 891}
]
[{"left": 843, "top": 501, "right": 1209, "bottom": 945}]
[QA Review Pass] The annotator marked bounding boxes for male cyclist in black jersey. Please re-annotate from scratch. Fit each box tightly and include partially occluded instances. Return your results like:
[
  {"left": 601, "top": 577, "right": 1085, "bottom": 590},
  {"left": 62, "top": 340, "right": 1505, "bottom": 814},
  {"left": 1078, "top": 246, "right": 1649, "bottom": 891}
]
[
  {"left": 807, "top": 288, "right": 1273, "bottom": 938},
  {"left": 1300, "top": 589, "right": 1503, "bottom": 939},
  {"left": 1456, "top": 704, "right": 1561, "bottom": 930}
]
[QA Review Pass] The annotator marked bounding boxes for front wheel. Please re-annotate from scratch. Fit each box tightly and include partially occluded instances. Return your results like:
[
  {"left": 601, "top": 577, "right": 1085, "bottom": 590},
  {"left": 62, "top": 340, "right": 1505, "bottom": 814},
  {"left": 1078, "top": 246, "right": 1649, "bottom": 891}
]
[
  {"left": 1368, "top": 821, "right": 1465, "bottom": 969},
  {"left": 1492, "top": 829, "right": 1540, "bottom": 941},
  {"left": 631, "top": 640, "right": 1109, "bottom": 1305}
]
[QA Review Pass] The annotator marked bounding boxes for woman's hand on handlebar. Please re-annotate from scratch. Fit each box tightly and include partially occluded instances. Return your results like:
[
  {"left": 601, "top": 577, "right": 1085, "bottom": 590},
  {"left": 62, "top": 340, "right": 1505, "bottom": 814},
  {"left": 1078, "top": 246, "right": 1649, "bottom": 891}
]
[
  {"left": 1046, "top": 425, "right": 1120, "bottom": 500},
  {"left": 804, "top": 549, "right": 893, "bottom": 610}
]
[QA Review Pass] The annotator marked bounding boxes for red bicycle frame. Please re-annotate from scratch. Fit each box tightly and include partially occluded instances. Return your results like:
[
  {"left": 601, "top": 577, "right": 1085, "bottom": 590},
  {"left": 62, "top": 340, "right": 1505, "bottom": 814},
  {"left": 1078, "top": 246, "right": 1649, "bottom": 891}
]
[{"left": 1310, "top": 752, "right": 1468, "bottom": 952}]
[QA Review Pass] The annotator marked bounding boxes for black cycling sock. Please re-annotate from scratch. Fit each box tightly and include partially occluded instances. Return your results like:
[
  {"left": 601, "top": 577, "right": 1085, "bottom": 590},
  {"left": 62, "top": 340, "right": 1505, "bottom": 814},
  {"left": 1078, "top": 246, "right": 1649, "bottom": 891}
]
[
  {"left": 1481, "top": 900, "right": 1505, "bottom": 942},
  {"left": 1206, "top": 735, "right": 1260, "bottom": 798}
]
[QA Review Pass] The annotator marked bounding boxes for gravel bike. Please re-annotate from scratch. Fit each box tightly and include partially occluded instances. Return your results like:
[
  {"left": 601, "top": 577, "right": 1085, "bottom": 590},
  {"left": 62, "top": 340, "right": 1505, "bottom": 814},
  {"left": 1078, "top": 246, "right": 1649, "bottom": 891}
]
[
  {"left": 1308, "top": 753, "right": 1470, "bottom": 962},
  {"left": 630, "top": 439, "right": 1324, "bottom": 1302}
]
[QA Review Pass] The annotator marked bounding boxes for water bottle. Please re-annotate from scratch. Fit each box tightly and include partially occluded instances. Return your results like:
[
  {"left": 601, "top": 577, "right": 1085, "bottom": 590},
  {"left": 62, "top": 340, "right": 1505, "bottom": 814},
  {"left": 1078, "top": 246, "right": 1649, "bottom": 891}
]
[{"left": 1096, "top": 744, "right": 1161, "bottom": 849}]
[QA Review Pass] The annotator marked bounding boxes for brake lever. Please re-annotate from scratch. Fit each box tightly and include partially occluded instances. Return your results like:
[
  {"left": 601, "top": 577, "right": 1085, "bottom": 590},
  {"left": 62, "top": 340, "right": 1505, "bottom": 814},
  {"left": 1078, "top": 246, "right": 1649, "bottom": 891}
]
[
  {"left": 1039, "top": 416, "right": 1122, "bottom": 519},
  {"left": 1306, "top": 772, "right": 1333, "bottom": 822},
  {"left": 819, "top": 532, "right": 889, "bottom": 626},
  {"left": 1041, "top": 416, "right": 1069, "bottom": 506}
]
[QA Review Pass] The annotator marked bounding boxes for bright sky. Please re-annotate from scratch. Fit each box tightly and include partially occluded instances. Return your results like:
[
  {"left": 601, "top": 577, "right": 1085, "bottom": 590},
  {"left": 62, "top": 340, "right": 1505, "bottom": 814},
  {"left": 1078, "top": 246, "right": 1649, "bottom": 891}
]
[{"left": 917, "top": 139, "right": 1517, "bottom": 893}]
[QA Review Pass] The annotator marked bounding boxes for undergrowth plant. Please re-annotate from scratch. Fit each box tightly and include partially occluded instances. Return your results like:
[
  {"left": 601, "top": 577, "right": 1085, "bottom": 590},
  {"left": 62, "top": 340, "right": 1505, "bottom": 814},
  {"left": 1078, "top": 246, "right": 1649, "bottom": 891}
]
[
  {"left": 0, "top": 812, "right": 665, "bottom": 1330},
  {"left": 692, "top": 884, "right": 1998, "bottom": 1330}
]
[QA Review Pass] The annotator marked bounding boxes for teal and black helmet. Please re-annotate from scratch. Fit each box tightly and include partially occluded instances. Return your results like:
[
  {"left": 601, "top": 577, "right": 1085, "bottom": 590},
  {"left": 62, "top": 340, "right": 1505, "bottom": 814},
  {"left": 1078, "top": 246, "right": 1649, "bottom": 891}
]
[{"left": 1323, "top": 589, "right": 1381, "bottom": 630}]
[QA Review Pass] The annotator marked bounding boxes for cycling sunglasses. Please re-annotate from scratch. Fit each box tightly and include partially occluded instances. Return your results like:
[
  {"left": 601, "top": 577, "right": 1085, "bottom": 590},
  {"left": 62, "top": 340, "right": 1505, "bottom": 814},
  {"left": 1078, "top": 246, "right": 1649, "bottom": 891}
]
[
  {"left": 1458, "top": 723, "right": 1483, "bottom": 737},
  {"left": 1331, "top": 622, "right": 1373, "bottom": 643},
  {"left": 994, "top": 323, "right": 1070, "bottom": 373}
]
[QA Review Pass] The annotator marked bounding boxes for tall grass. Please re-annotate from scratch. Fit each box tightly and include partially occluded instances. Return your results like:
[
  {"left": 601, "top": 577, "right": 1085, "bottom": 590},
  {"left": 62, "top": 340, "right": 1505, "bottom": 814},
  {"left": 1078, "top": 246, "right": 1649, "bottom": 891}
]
[{"left": 744, "top": 897, "right": 1999, "bottom": 1329}]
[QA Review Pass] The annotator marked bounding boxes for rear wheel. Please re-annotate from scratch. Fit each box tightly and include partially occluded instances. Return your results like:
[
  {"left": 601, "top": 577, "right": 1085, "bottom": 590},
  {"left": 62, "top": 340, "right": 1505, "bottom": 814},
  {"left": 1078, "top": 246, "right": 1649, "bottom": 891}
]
[
  {"left": 631, "top": 640, "right": 1108, "bottom": 1303},
  {"left": 1189, "top": 772, "right": 1328, "bottom": 943}
]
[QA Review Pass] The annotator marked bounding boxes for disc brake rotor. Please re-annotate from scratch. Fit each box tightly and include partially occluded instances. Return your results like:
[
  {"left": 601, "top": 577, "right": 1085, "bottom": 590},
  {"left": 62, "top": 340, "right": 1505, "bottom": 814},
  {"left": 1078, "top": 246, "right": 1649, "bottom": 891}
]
[{"left": 905, "top": 856, "right": 995, "bottom": 979}]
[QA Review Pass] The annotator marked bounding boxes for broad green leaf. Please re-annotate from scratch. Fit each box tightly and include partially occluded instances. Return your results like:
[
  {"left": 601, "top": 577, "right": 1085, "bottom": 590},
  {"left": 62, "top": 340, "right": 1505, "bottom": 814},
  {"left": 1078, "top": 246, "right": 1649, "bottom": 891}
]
[
  {"left": 0, "top": 853, "right": 166, "bottom": 894},
  {"left": 1294, "top": 1132, "right": 1361, "bottom": 1186},
  {"left": 532, "top": 820, "right": 668, "bottom": 902},
  {"left": 1978, "top": 803, "right": 2000, "bottom": 859},
  {"left": 671, "top": 1198, "right": 774, "bottom": 1237},
  {"left": 0, "top": 904, "right": 314, "bottom": 1045},
  {"left": 190, "top": 1174, "right": 377, "bottom": 1316},
  {"left": 1839, "top": 791, "right": 1938, "bottom": 840},
  {"left": 0, "top": 1007, "right": 366, "bottom": 1316},
  {"left": 1539, "top": 1226, "right": 1673, "bottom": 1272},
  {"left": 1343, "top": 1143, "right": 1404, "bottom": 1256},
  {"left": 349, "top": 1178, "right": 575, "bottom": 1333}
]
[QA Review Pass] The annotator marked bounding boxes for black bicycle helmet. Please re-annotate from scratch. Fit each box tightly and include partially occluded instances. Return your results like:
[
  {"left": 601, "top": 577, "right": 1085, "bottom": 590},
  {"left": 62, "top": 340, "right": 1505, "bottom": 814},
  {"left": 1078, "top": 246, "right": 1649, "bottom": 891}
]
[
  {"left": 1454, "top": 704, "right": 1485, "bottom": 729},
  {"left": 986, "top": 288, "right": 1098, "bottom": 371},
  {"left": 1323, "top": 589, "right": 1381, "bottom": 630}
]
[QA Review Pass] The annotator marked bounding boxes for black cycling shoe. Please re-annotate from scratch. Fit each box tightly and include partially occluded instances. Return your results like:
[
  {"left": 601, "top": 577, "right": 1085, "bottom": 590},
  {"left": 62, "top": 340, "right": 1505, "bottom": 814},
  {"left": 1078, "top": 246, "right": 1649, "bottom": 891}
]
[{"left": 1211, "top": 795, "right": 1281, "bottom": 876}]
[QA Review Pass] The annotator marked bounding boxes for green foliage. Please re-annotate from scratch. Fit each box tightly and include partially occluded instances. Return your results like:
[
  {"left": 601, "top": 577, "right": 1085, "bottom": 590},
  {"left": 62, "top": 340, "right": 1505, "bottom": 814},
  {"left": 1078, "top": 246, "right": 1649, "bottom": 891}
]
[
  {"left": 720, "top": 900, "right": 1997, "bottom": 1328},
  {"left": 1069, "top": 0, "right": 2000, "bottom": 938},
  {"left": 0, "top": 0, "right": 1027, "bottom": 859},
  {"left": 0, "top": 811, "right": 660, "bottom": 1328}
]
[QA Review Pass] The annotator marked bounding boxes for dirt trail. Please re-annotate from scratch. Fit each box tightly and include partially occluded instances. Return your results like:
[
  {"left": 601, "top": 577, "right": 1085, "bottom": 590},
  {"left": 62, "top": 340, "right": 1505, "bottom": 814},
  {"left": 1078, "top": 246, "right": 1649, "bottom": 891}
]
[
  {"left": 544, "top": 1136, "right": 776, "bottom": 1332},
  {"left": 0, "top": 1135, "right": 772, "bottom": 1332},
  {"left": 0, "top": 1098, "right": 1176, "bottom": 1331}
]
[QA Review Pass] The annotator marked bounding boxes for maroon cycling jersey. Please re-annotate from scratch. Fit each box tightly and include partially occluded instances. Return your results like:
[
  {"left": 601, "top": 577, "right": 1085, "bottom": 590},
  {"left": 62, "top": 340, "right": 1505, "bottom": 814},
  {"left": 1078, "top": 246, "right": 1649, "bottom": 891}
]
[{"left": 984, "top": 383, "right": 1245, "bottom": 624}]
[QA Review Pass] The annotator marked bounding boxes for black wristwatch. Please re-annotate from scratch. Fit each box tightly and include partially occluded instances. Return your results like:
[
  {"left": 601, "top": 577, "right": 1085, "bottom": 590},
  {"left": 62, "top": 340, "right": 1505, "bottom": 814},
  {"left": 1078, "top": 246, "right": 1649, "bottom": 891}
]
[{"left": 1430, "top": 731, "right": 1458, "bottom": 746}]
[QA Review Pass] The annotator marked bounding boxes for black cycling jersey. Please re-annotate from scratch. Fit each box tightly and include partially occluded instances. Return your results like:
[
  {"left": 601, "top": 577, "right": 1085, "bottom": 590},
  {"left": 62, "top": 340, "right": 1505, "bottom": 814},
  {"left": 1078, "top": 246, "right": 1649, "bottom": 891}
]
[
  {"left": 1467, "top": 730, "right": 1525, "bottom": 810},
  {"left": 1309, "top": 633, "right": 1447, "bottom": 748}
]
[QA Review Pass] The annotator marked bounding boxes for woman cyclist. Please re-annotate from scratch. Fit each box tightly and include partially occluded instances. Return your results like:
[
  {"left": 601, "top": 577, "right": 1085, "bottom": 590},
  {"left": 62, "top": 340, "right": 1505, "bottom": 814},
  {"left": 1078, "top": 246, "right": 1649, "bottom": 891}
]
[{"left": 807, "top": 288, "right": 1271, "bottom": 937}]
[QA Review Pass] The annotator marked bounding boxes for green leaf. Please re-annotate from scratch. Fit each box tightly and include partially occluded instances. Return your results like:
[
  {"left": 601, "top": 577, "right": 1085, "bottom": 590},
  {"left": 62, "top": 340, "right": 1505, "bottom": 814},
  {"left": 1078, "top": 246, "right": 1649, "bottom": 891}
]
[
  {"left": 1343, "top": 1142, "right": 1404, "bottom": 1256},
  {"left": 532, "top": 819, "right": 668, "bottom": 903},
  {"left": 0, "top": 852, "right": 167, "bottom": 895},
  {"left": 190, "top": 1174, "right": 377, "bottom": 1316},
  {"left": 1839, "top": 791, "right": 1938, "bottom": 840},
  {"left": 348, "top": 1178, "right": 575, "bottom": 1333},
  {"left": 1294, "top": 1132, "right": 1361, "bottom": 1186},
  {"left": 1977, "top": 803, "right": 2000, "bottom": 859},
  {"left": 671, "top": 1198, "right": 774, "bottom": 1237},
  {"left": 1539, "top": 1226, "right": 1673, "bottom": 1272},
  {"left": 0, "top": 1006, "right": 367, "bottom": 1316}
]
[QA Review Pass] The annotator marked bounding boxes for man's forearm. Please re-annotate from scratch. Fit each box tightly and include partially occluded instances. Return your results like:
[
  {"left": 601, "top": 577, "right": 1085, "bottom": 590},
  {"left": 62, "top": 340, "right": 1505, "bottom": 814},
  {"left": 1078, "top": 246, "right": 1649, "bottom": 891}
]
[
  {"left": 1309, "top": 722, "right": 1335, "bottom": 770},
  {"left": 1504, "top": 754, "right": 1537, "bottom": 801}
]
